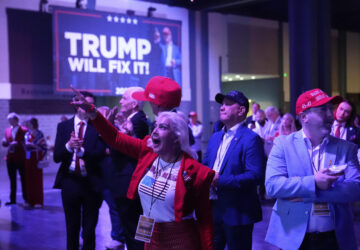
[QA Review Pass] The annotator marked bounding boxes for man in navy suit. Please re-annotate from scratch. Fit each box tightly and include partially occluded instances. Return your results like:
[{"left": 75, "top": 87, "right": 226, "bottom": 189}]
[
  {"left": 53, "top": 91, "right": 106, "bottom": 250},
  {"left": 245, "top": 102, "right": 260, "bottom": 127},
  {"left": 105, "top": 87, "right": 148, "bottom": 250},
  {"left": 203, "top": 91, "right": 265, "bottom": 250},
  {"left": 331, "top": 100, "right": 360, "bottom": 148}
]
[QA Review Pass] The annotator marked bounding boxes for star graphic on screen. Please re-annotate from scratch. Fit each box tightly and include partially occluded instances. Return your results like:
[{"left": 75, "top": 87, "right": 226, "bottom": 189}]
[
  {"left": 107, "top": 15, "right": 112, "bottom": 22},
  {"left": 133, "top": 19, "right": 138, "bottom": 24},
  {"left": 120, "top": 17, "right": 125, "bottom": 23},
  {"left": 114, "top": 16, "right": 119, "bottom": 22},
  {"left": 127, "top": 18, "right": 132, "bottom": 24}
]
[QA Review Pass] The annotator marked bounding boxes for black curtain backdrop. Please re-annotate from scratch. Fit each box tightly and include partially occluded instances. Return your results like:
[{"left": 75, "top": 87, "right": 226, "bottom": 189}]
[{"left": 7, "top": 8, "right": 52, "bottom": 85}]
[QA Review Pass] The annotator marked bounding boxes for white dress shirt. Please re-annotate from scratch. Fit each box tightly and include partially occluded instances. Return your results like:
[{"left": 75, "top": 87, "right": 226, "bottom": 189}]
[
  {"left": 331, "top": 120, "right": 347, "bottom": 140},
  {"left": 303, "top": 131, "right": 335, "bottom": 233},
  {"left": 66, "top": 115, "right": 88, "bottom": 175},
  {"left": 165, "top": 43, "right": 173, "bottom": 67},
  {"left": 210, "top": 122, "right": 242, "bottom": 200}
]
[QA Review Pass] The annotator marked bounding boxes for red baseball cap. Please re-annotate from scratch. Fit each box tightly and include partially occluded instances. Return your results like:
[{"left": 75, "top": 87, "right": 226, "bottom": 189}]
[
  {"left": 132, "top": 76, "right": 182, "bottom": 108},
  {"left": 189, "top": 111, "right": 197, "bottom": 117},
  {"left": 296, "top": 88, "right": 342, "bottom": 115}
]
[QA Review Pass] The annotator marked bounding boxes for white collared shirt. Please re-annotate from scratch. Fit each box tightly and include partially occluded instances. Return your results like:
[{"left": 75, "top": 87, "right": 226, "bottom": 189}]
[
  {"left": 252, "top": 120, "right": 269, "bottom": 139},
  {"left": 127, "top": 111, "right": 137, "bottom": 121},
  {"left": 302, "top": 130, "right": 335, "bottom": 233},
  {"left": 210, "top": 122, "right": 242, "bottom": 200},
  {"left": 66, "top": 115, "right": 88, "bottom": 175},
  {"left": 213, "top": 123, "right": 241, "bottom": 173},
  {"left": 265, "top": 116, "right": 281, "bottom": 139},
  {"left": 331, "top": 120, "right": 347, "bottom": 140},
  {"left": 165, "top": 43, "right": 173, "bottom": 67},
  {"left": 11, "top": 125, "right": 19, "bottom": 139}
]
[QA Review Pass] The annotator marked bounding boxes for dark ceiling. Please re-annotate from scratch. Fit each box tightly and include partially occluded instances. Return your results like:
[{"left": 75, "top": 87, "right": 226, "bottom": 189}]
[{"left": 140, "top": 0, "right": 360, "bottom": 32}]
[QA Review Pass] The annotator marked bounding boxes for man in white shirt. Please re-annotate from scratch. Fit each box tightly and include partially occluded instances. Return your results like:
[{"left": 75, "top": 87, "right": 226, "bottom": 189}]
[
  {"left": 252, "top": 109, "right": 268, "bottom": 139},
  {"left": 265, "top": 88, "right": 360, "bottom": 250},
  {"left": 264, "top": 106, "right": 282, "bottom": 156},
  {"left": 53, "top": 91, "right": 106, "bottom": 250},
  {"left": 331, "top": 100, "right": 360, "bottom": 148}
]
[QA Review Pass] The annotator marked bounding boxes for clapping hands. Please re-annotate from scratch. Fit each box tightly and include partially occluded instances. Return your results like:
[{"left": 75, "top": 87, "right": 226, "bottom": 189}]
[{"left": 67, "top": 131, "right": 83, "bottom": 151}]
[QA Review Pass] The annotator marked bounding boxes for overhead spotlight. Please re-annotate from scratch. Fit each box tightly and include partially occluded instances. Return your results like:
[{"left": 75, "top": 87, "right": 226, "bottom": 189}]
[
  {"left": 147, "top": 7, "right": 156, "bottom": 17},
  {"left": 76, "top": 0, "right": 86, "bottom": 9},
  {"left": 126, "top": 9, "right": 135, "bottom": 16},
  {"left": 39, "top": 0, "right": 49, "bottom": 12}
]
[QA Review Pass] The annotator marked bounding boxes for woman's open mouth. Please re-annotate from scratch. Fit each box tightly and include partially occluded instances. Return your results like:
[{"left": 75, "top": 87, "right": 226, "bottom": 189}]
[{"left": 152, "top": 138, "right": 161, "bottom": 146}]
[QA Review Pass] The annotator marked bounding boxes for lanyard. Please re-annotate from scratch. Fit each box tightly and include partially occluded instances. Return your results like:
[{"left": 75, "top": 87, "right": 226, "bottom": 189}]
[
  {"left": 310, "top": 146, "right": 322, "bottom": 173},
  {"left": 148, "top": 156, "right": 178, "bottom": 217}
]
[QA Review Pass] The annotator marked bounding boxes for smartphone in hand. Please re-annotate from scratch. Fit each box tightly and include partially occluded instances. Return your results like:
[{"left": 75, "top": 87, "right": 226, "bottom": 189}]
[{"left": 328, "top": 164, "right": 347, "bottom": 176}]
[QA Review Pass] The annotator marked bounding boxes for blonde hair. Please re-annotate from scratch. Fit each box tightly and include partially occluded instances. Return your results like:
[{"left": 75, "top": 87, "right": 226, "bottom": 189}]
[{"left": 148, "top": 111, "right": 197, "bottom": 159}]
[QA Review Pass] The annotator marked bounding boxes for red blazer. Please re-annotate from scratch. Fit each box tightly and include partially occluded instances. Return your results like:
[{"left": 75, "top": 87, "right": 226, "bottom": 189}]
[
  {"left": 3, "top": 126, "right": 27, "bottom": 164},
  {"left": 92, "top": 114, "right": 215, "bottom": 250}
]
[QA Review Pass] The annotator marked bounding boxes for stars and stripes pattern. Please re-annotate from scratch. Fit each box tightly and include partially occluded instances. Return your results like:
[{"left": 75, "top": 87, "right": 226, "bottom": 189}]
[{"left": 139, "top": 176, "right": 170, "bottom": 201}]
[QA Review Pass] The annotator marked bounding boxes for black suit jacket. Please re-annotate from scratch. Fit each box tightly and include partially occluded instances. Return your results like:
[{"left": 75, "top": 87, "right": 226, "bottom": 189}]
[
  {"left": 53, "top": 117, "right": 106, "bottom": 193},
  {"left": 345, "top": 125, "right": 360, "bottom": 148},
  {"left": 101, "top": 111, "right": 149, "bottom": 198},
  {"left": 245, "top": 115, "right": 255, "bottom": 126}
]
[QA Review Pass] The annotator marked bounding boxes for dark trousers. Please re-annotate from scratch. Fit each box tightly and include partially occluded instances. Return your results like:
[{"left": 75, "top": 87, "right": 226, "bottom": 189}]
[
  {"left": 114, "top": 197, "right": 144, "bottom": 250},
  {"left": 299, "top": 231, "right": 339, "bottom": 250},
  {"left": 61, "top": 176, "right": 102, "bottom": 250},
  {"left": 214, "top": 221, "right": 254, "bottom": 250},
  {"left": 103, "top": 189, "right": 125, "bottom": 242},
  {"left": 6, "top": 162, "right": 26, "bottom": 203},
  {"left": 196, "top": 151, "right": 202, "bottom": 163}
]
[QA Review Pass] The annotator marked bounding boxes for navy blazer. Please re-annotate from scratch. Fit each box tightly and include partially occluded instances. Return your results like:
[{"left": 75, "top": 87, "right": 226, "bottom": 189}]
[
  {"left": 53, "top": 117, "right": 106, "bottom": 193},
  {"left": 345, "top": 125, "right": 360, "bottom": 148},
  {"left": 203, "top": 124, "right": 265, "bottom": 226}
]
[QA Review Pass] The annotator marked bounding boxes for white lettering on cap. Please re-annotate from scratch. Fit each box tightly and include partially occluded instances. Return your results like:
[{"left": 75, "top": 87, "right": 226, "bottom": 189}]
[
  {"left": 315, "top": 94, "right": 327, "bottom": 101},
  {"left": 148, "top": 93, "right": 156, "bottom": 99},
  {"left": 310, "top": 90, "right": 322, "bottom": 96},
  {"left": 302, "top": 101, "right": 312, "bottom": 109}
]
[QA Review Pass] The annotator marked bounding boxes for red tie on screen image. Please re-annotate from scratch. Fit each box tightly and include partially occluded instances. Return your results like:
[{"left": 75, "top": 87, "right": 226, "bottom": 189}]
[
  {"left": 335, "top": 124, "right": 341, "bottom": 138},
  {"left": 75, "top": 121, "right": 84, "bottom": 175}
]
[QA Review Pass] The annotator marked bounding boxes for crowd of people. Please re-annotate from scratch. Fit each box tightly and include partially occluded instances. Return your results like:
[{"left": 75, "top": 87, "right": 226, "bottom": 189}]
[
  {"left": 2, "top": 75, "right": 360, "bottom": 250},
  {"left": 2, "top": 113, "right": 47, "bottom": 208}
]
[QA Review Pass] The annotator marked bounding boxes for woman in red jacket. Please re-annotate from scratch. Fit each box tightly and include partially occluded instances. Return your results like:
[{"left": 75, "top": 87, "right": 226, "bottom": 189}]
[{"left": 72, "top": 90, "right": 215, "bottom": 250}]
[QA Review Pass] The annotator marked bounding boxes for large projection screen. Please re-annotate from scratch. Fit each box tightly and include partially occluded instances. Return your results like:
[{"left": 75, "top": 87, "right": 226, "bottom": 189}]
[{"left": 52, "top": 6, "right": 182, "bottom": 96}]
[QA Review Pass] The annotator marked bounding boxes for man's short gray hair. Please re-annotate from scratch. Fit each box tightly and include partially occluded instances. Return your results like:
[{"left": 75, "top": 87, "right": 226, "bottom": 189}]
[
  {"left": 126, "top": 87, "right": 145, "bottom": 110},
  {"left": 265, "top": 106, "right": 280, "bottom": 115},
  {"left": 7, "top": 112, "right": 20, "bottom": 121}
]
